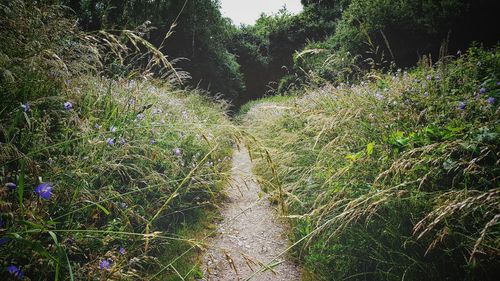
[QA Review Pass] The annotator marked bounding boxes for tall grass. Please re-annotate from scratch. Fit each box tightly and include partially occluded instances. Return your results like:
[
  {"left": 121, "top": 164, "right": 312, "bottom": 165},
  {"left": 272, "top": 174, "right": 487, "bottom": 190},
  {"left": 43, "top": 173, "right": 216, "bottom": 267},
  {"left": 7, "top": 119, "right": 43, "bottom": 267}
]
[
  {"left": 1, "top": 1, "right": 235, "bottom": 279},
  {"left": 242, "top": 46, "right": 500, "bottom": 280}
]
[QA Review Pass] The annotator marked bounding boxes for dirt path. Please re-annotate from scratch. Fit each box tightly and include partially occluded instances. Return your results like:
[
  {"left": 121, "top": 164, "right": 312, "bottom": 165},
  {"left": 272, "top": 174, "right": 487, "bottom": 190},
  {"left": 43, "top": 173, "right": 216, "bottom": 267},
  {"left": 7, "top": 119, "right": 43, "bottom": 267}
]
[{"left": 202, "top": 146, "right": 301, "bottom": 281}]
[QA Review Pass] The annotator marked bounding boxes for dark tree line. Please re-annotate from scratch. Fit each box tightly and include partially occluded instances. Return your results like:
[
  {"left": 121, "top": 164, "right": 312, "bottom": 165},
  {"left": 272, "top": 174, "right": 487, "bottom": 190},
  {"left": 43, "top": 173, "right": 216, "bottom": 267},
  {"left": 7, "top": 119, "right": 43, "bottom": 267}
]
[{"left": 61, "top": 0, "right": 499, "bottom": 106}]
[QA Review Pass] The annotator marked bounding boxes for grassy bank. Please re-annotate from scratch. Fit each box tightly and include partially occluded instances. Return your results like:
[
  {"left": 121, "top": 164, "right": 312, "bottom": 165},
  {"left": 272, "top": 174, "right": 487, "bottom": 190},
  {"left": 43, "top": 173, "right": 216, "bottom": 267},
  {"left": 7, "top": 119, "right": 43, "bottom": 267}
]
[
  {"left": 1, "top": 1, "right": 235, "bottom": 279},
  {"left": 242, "top": 46, "right": 499, "bottom": 280}
]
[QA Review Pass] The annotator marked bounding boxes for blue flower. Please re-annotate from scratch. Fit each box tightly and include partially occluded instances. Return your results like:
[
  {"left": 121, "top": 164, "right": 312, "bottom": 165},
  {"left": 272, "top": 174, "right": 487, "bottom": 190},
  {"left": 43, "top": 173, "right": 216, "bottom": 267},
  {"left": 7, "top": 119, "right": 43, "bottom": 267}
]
[
  {"left": 64, "top": 101, "right": 73, "bottom": 110},
  {"left": 119, "top": 247, "right": 125, "bottom": 255},
  {"left": 423, "top": 92, "right": 429, "bottom": 97},
  {"left": 7, "top": 265, "right": 24, "bottom": 279},
  {"left": 150, "top": 139, "right": 156, "bottom": 145},
  {"left": 99, "top": 258, "right": 113, "bottom": 270},
  {"left": 106, "top": 138, "right": 115, "bottom": 146},
  {"left": 35, "top": 182, "right": 53, "bottom": 199},
  {"left": 487, "top": 97, "right": 496, "bottom": 104},
  {"left": 0, "top": 237, "right": 10, "bottom": 246},
  {"left": 458, "top": 102, "right": 466, "bottom": 110},
  {"left": 21, "top": 103, "right": 29, "bottom": 112},
  {"left": 120, "top": 138, "right": 125, "bottom": 145},
  {"left": 497, "top": 82, "right": 500, "bottom": 86},
  {"left": 479, "top": 88, "right": 487, "bottom": 94},
  {"left": 5, "top": 182, "right": 17, "bottom": 190}
]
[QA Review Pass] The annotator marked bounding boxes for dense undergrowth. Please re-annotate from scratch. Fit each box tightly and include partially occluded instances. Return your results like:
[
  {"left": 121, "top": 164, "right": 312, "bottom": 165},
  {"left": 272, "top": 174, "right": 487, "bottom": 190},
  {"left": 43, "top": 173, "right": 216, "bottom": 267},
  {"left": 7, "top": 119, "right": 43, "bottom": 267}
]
[
  {"left": 1, "top": 1, "right": 235, "bottom": 280},
  {"left": 242, "top": 46, "right": 500, "bottom": 280}
]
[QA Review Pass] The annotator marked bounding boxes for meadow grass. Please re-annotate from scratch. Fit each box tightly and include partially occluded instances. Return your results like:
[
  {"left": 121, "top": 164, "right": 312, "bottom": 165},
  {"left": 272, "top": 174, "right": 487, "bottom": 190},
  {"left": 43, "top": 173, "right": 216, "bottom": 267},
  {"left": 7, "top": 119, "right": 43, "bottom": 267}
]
[
  {"left": 241, "top": 46, "right": 500, "bottom": 280},
  {"left": 0, "top": 1, "right": 237, "bottom": 279}
]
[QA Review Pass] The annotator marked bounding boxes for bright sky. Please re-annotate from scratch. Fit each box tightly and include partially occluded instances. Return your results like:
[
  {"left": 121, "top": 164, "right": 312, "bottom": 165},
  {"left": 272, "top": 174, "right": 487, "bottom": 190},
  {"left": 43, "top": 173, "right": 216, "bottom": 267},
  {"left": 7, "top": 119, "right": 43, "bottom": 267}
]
[{"left": 219, "top": 0, "right": 303, "bottom": 26}]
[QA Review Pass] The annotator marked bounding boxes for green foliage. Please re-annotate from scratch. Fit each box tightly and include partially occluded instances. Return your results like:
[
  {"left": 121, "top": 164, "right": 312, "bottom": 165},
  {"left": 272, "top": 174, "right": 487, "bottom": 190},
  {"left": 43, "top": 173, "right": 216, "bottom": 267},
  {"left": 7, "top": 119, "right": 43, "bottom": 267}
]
[
  {"left": 1, "top": 1, "right": 235, "bottom": 279},
  {"left": 243, "top": 46, "right": 500, "bottom": 280},
  {"left": 292, "top": 0, "right": 499, "bottom": 87},
  {"left": 227, "top": 5, "right": 342, "bottom": 105},
  {"left": 62, "top": 0, "right": 245, "bottom": 101}
]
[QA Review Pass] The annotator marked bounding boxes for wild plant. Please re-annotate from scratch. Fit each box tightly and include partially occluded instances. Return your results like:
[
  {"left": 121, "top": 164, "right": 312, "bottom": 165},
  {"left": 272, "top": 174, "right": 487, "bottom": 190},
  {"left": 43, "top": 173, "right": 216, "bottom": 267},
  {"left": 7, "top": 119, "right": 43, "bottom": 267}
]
[{"left": 243, "top": 45, "right": 500, "bottom": 280}]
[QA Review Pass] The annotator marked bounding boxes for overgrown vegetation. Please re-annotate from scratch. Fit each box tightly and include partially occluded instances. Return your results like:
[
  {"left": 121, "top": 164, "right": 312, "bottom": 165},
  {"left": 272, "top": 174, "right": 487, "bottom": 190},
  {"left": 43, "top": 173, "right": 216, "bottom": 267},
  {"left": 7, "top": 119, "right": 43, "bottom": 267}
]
[
  {"left": 1, "top": 1, "right": 235, "bottom": 279},
  {"left": 61, "top": 0, "right": 245, "bottom": 101},
  {"left": 242, "top": 46, "right": 500, "bottom": 280},
  {"left": 2, "top": 0, "right": 499, "bottom": 280}
]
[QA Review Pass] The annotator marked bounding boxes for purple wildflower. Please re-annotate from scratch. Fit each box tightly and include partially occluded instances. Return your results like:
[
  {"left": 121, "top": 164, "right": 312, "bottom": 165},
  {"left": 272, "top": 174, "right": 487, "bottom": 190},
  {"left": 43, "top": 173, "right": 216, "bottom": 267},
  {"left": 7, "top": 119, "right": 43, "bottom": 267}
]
[
  {"left": 5, "top": 182, "right": 17, "bottom": 190},
  {"left": 136, "top": 113, "right": 145, "bottom": 120},
  {"left": 106, "top": 138, "right": 115, "bottom": 146},
  {"left": 487, "top": 97, "right": 496, "bottom": 104},
  {"left": 150, "top": 139, "right": 156, "bottom": 145},
  {"left": 423, "top": 92, "right": 429, "bottom": 97},
  {"left": 375, "top": 92, "right": 384, "bottom": 100},
  {"left": 94, "top": 124, "right": 102, "bottom": 129},
  {"left": 7, "top": 265, "right": 24, "bottom": 279},
  {"left": 458, "top": 102, "right": 466, "bottom": 110},
  {"left": 120, "top": 138, "right": 125, "bottom": 145},
  {"left": 435, "top": 75, "right": 441, "bottom": 80},
  {"left": 110, "top": 126, "right": 117, "bottom": 133},
  {"left": 479, "top": 88, "right": 487, "bottom": 94},
  {"left": 21, "top": 103, "right": 29, "bottom": 112},
  {"left": 35, "top": 182, "right": 53, "bottom": 199},
  {"left": 0, "top": 237, "right": 10, "bottom": 246},
  {"left": 64, "top": 101, "right": 73, "bottom": 110},
  {"left": 173, "top": 148, "right": 182, "bottom": 157},
  {"left": 119, "top": 247, "right": 126, "bottom": 255},
  {"left": 426, "top": 75, "right": 432, "bottom": 81},
  {"left": 497, "top": 82, "right": 500, "bottom": 86},
  {"left": 99, "top": 259, "right": 112, "bottom": 270}
]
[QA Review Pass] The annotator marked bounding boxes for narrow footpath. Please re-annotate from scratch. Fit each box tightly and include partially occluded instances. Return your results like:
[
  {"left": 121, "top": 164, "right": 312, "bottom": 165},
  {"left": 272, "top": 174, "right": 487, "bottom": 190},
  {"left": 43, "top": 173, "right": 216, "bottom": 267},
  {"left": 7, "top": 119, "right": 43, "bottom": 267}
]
[{"left": 202, "top": 146, "right": 301, "bottom": 281}]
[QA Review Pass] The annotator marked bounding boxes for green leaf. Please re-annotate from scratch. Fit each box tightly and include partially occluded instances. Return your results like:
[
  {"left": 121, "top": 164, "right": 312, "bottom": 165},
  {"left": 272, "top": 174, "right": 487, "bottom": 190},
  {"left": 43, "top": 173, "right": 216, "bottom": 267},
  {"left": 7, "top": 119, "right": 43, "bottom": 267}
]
[
  {"left": 366, "top": 142, "right": 375, "bottom": 156},
  {"left": 84, "top": 200, "right": 110, "bottom": 215},
  {"left": 18, "top": 159, "right": 25, "bottom": 209}
]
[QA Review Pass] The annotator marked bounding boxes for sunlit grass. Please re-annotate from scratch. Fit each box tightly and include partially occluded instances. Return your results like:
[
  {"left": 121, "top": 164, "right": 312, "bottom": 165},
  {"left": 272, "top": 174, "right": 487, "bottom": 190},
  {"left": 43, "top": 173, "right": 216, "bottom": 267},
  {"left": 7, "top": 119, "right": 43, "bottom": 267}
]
[{"left": 242, "top": 46, "right": 500, "bottom": 280}]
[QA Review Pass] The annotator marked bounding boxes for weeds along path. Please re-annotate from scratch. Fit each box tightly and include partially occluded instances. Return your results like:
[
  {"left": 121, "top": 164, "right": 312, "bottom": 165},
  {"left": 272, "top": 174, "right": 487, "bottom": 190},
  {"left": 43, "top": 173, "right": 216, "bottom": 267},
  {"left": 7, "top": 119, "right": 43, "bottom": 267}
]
[{"left": 202, "top": 146, "right": 301, "bottom": 281}]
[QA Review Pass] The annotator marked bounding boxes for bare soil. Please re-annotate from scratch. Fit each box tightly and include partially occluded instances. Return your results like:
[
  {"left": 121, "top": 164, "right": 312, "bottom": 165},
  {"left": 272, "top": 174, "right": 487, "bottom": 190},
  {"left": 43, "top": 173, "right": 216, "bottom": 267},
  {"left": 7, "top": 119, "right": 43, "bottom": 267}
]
[{"left": 201, "top": 146, "right": 301, "bottom": 281}]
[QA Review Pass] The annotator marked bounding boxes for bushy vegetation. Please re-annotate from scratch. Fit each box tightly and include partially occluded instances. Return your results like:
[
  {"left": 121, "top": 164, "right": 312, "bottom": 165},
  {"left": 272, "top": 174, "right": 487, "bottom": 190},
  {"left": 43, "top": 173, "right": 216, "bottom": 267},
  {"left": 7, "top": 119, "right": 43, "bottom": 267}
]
[
  {"left": 227, "top": 4, "right": 341, "bottom": 105},
  {"left": 242, "top": 46, "right": 500, "bottom": 280},
  {"left": 227, "top": 0, "right": 498, "bottom": 99},
  {"left": 61, "top": 0, "right": 245, "bottom": 101},
  {"left": 290, "top": 0, "right": 499, "bottom": 88},
  {"left": 1, "top": 1, "right": 235, "bottom": 279}
]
